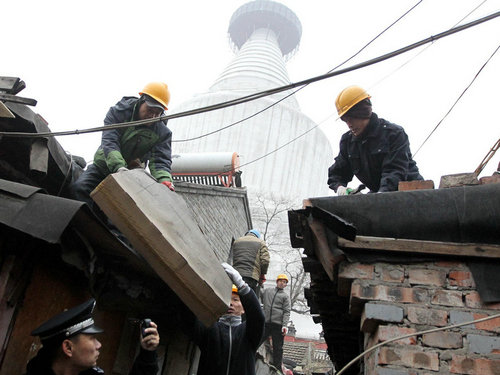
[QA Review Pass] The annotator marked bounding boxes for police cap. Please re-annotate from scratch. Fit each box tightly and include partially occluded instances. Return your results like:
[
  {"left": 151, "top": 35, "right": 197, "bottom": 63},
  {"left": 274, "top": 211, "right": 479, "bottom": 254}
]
[{"left": 31, "top": 298, "right": 104, "bottom": 342}]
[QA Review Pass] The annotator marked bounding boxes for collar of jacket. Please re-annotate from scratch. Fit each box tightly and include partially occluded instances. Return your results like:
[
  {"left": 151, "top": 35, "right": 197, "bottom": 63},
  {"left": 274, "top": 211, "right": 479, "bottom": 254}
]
[
  {"left": 219, "top": 315, "right": 242, "bottom": 327},
  {"left": 350, "top": 112, "right": 380, "bottom": 143}
]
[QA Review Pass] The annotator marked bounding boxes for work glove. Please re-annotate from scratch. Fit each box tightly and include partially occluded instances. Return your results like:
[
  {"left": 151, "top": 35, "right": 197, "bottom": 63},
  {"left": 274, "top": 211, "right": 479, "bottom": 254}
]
[
  {"left": 337, "top": 186, "right": 353, "bottom": 196},
  {"left": 221, "top": 262, "right": 245, "bottom": 289},
  {"left": 117, "top": 167, "right": 128, "bottom": 173},
  {"left": 282, "top": 326, "right": 288, "bottom": 335},
  {"left": 161, "top": 180, "right": 175, "bottom": 192}
]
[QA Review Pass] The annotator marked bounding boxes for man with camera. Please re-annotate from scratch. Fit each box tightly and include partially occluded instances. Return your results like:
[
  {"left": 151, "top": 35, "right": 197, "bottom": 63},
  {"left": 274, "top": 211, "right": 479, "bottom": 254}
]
[{"left": 25, "top": 298, "right": 160, "bottom": 375}]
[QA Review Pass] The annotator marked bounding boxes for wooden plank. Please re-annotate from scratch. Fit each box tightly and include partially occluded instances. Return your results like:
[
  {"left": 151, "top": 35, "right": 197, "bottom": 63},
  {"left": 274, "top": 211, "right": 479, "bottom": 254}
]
[
  {"left": 0, "top": 93, "right": 37, "bottom": 106},
  {"left": 0, "top": 102, "right": 14, "bottom": 118},
  {"left": 308, "top": 218, "right": 346, "bottom": 281},
  {"left": 0, "top": 77, "right": 21, "bottom": 93},
  {"left": 91, "top": 169, "right": 231, "bottom": 326},
  {"left": 338, "top": 236, "right": 500, "bottom": 259}
]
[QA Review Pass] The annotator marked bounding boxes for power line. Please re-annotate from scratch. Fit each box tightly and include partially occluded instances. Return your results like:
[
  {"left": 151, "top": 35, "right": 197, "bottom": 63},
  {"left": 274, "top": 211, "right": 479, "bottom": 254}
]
[
  {"left": 172, "top": 0, "right": 423, "bottom": 143},
  {"left": 1, "top": 10, "right": 499, "bottom": 140},
  {"left": 413, "top": 41, "right": 500, "bottom": 157}
]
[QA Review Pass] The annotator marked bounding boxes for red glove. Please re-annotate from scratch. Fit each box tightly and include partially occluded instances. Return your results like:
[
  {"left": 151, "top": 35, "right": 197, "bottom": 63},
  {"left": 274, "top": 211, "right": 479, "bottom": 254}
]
[
  {"left": 282, "top": 327, "right": 288, "bottom": 335},
  {"left": 161, "top": 181, "right": 175, "bottom": 191}
]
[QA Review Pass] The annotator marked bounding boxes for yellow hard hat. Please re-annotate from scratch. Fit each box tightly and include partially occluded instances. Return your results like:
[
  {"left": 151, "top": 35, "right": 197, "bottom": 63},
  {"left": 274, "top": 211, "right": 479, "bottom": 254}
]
[
  {"left": 277, "top": 274, "right": 289, "bottom": 282},
  {"left": 232, "top": 284, "right": 238, "bottom": 293},
  {"left": 335, "top": 85, "right": 371, "bottom": 118},
  {"left": 139, "top": 82, "right": 170, "bottom": 110}
]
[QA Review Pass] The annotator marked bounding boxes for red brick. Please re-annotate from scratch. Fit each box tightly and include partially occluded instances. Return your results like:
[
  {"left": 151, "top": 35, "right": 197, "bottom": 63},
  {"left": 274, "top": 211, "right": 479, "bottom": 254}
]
[
  {"left": 465, "top": 292, "right": 500, "bottom": 310},
  {"left": 398, "top": 180, "right": 434, "bottom": 191},
  {"left": 379, "top": 264, "right": 405, "bottom": 283},
  {"left": 350, "top": 282, "right": 428, "bottom": 315},
  {"left": 450, "top": 355, "right": 500, "bottom": 375},
  {"left": 474, "top": 313, "right": 500, "bottom": 333},
  {"left": 378, "top": 347, "right": 439, "bottom": 371},
  {"left": 375, "top": 325, "right": 417, "bottom": 345},
  {"left": 479, "top": 174, "right": 500, "bottom": 185},
  {"left": 339, "top": 262, "right": 375, "bottom": 280},
  {"left": 448, "top": 271, "right": 475, "bottom": 288},
  {"left": 407, "top": 306, "right": 448, "bottom": 327},
  {"left": 409, "top": 269, "right": 446, "bottom": 287},
  {"left": 422, "top": 331, "right": 463, "bottom": 349},
  {"left": 431, "top": 290, "right": 464, "bottom": 307},
  {"left": 338, "top": 263, "right": 375, "bottom": 296}
]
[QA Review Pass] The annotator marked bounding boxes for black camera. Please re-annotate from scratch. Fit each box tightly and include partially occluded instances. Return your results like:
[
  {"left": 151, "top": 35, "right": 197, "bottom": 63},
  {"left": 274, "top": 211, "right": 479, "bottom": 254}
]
[{"left": 141, "top": 319, "right": 152, "bottom": 338}]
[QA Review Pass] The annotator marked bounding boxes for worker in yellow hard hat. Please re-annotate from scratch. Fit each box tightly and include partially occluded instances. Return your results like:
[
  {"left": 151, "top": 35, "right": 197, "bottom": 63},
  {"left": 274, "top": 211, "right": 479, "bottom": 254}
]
[
  {"left": 70, "top": 82, "right": 175, "bottom": 221},
  {"left": 260, "top": 273, "right": 291, "bottom": 369},
  {"left": 182, "top": 263, "right": 265, "bottom": 375},
  {"left": 328, "top": 85, "right": 423, "bottom": 194}
]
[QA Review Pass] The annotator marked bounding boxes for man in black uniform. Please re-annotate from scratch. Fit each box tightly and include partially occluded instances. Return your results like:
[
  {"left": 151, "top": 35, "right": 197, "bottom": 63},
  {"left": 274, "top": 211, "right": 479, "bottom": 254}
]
[
  {"left": 328, "top": 85, "right": 423, "bottom": 194},
  {"left": 26, "top": 298, "right": 160, "bottom": 375}
]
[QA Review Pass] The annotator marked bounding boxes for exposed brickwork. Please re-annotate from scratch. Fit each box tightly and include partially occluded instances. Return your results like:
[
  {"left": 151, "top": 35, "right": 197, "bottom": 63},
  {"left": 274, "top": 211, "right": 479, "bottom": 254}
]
[
  {"left": 479, "top": 174, "right": 500, "bottom": 185},
  {"left": 407, "top": 306, "right": 448, "bottom": 327},
  {"left": 375, "top": 325, "right": 417, "bottom": 345},
  {"left": 378, "top": 347, "right": 439, "bottom": 371},
  {"left": 431, "top": 290, "right": 464, "bottom": 307},
  {"left": 379, "top": 264, "right": 405, "bottom": 283},
  {"left": 465, "top": 292, "right": 500, "bottom": 310},
  {"left": 450, "top": 355, "right": 500, "bottom": 375},
  {"left": 338, "top": 260, "right": 500, "bottom": 375},
  {"left": 338, "top": 263, "right": 374, "bottom": 297},
  {"left": 422, "top": 331, "right": 463, "bottom": 349},
  {"left": 448, "top": 270, "right": 476, "bottom": 288},
  {"left": 408, "top": 268, "right": 446, "bottom": 287}
]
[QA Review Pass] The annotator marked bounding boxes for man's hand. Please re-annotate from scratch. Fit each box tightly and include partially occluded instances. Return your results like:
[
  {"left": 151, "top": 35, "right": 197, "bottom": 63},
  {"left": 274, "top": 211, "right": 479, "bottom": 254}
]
[
  {"left": 161, "top": 180, "right": 175, "bottom": 191},
  {"left": 221, "top": 262, "right": 245, "bottom": 289},
  {"left": 117, "top": 167, "right": 129, "bottom": 173},
  {"left": 140, "top": 321, "right": 160, "bottom": 351},
  {"left": 337, "top": 186, "right": 353, "bottom": 196},
  {"left": 282, "top": 326, "right": 288, "bottom": 336},
  {"left": 259, "top": 274, "right": 266, "bottom": 286}
]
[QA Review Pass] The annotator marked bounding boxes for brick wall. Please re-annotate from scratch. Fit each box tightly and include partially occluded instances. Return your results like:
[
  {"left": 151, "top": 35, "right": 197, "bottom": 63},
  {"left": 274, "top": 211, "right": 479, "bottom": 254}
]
[{"left": 337, "top": 261, "right": 500, "bottom": 374}]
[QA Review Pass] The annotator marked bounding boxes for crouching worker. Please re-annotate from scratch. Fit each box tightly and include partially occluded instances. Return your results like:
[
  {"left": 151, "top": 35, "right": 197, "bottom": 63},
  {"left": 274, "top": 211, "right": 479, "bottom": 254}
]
[
  {"left": 26, "top": 298, "right": 160, "bottom": 375},
  {"left": 184, "top": 263, "right": 265, "bottom": 375}
]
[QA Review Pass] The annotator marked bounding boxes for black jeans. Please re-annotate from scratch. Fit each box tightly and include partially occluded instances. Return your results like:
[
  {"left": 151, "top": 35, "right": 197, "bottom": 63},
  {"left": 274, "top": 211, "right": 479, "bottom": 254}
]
[
  {"left": 70, "top": 163, "right": 108, "bottom": 219},
  {"left": 263, "top": 322, "right": 284, "bottom": 368},
  {"left": 243, "top": 276, "right": 260, "bottom": 299}
]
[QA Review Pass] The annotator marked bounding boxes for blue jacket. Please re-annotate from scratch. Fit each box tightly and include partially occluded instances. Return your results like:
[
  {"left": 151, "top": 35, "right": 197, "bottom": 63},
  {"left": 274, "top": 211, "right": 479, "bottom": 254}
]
[
  {"left": 328, "top": 113, "right": 423, "bottom": 192},
  {"left": 93, "top": 96, "right": 173, "bottom": 182}
]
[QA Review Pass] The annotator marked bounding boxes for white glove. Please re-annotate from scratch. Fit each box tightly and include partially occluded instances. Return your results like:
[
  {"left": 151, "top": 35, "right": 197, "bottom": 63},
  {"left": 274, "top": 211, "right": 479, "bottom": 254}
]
[
  {"left": 117, "top": 167, "right": 129, "bottom": 173},
  {"left": 222, "top": 262, "right": 245, "bottom": 289},
  {"left": 337, "top": 186, "right": 348, "bottom": 196}
]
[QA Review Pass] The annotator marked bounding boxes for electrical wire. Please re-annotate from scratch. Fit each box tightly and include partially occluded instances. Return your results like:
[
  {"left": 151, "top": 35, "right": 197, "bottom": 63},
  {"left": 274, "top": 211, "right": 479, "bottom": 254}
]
[
  {"left": 0, "top": 10, "right": 498, "bottom": 140},
  {"left": 336, "top": 312, "right": 500, "bottom": 375},
  {"left": 413, "top": 41, "right": 500, "bottom": 157},
  {"left": 172, "top": 0, "right": 423, "bottom": 143}
]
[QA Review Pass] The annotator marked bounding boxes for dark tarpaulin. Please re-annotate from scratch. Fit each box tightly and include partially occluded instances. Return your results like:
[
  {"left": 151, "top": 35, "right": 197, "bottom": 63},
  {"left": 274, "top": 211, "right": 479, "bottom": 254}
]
[{"left": 309, "top": 183, "right": 500, "bottom": 302}]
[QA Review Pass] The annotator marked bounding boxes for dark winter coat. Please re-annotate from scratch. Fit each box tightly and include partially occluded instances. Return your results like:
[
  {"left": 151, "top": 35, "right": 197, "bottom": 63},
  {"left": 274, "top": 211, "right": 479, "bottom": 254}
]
[
  {"left": 93, "top": 96, "right": 173, "bottom": 182},
  {"left": 231, "top": 234, "right": 270, "bottom": 282},
  {"left": 327, "top": 112, "right": 423, "bottom": 192},
  {"left": 186, "top": 290, "right": 265, "bottom": 375},
  {"left": 25, "top": 346, "right": 158, "bottom": 375}
]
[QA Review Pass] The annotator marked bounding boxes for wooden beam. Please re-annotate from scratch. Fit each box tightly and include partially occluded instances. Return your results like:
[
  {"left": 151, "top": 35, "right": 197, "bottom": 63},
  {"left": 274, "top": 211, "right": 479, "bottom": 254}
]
[
  {"left": 0, "top": 93, "right": 37, "bottom": 106},
  {"left": 91, "top": 169, "right": 231, "bottom": 327},
  {"left": 308, "top": 218, "right": 346, "bottom": 281},
  {"left": 338, "top": 236, "right": 500, "bottom": 259}
]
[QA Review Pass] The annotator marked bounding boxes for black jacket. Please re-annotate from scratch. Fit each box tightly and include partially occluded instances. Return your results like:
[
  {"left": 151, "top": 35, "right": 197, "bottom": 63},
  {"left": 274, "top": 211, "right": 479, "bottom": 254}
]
[
  {"left": 185, "top": 289, "right": 265, "bottom": 375},
  {"left": 25, "top": 347, "right": 158, "bottom": 375},
  {"left": 328, "top": 113, "right": 423, "bottom": 192}
]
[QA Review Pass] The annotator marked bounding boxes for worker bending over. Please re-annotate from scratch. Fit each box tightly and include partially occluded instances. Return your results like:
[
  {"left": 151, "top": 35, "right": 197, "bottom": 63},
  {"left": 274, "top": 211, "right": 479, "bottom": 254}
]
[{"left": 328, "top": 85, "right": 423, "bottom": 194}]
